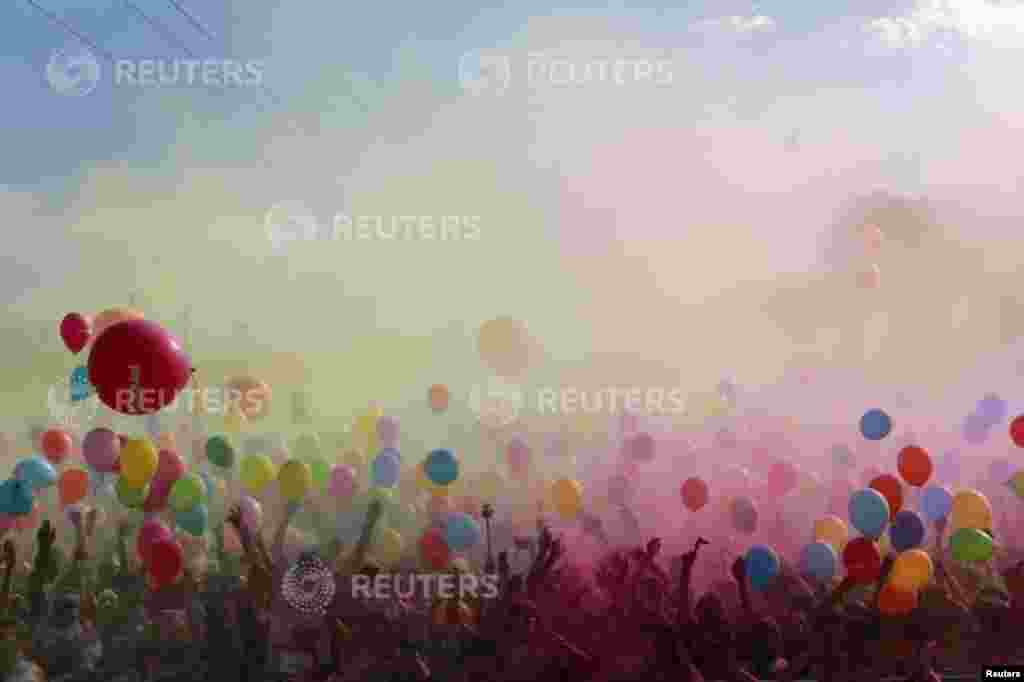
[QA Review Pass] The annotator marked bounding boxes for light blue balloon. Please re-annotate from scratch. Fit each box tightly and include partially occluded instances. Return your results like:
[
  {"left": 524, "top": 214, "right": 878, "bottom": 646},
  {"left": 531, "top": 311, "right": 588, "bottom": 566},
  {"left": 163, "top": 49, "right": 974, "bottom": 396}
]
[
  {"left": 424, "top": 449, "right": 459, "bottom": 486},
  {"left": 800, "top": 542, "right": 837, "bottom": 582},
  {"left": 921, "top": 485, "right": 953, "bottom": 522},
  {"left": 70, "top": 365, "right": 92, "bottom": 402},
  {"left": 0, "top": 478, "right": 33, "bottom": 516},
  {"left": 15, "top": 456, "right": 57, "bottom": 491},
  {"left": 176, "top": 503, "right": 208, "bottom": 536},
  {"left": 378, "top": 447, "right": 401, "bottom": 463},
  {"left": 444, "top": 512, "right": 481, "bottom": 553},
  {"left": 744, "top": 544, "right": 781, "bottom": 592},
  {"left": 849, "top": 488, "right": 890, "bottom": 538},
  {"left": 371, "top": 451, "right": 401, "bottom": 488}
]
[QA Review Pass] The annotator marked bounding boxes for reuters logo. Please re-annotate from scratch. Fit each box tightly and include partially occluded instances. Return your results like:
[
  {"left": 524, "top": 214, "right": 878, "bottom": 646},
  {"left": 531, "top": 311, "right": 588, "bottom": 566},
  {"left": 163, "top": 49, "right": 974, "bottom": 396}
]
[{"left": 467, "top": 376, "right": 524, "bottom": 428}]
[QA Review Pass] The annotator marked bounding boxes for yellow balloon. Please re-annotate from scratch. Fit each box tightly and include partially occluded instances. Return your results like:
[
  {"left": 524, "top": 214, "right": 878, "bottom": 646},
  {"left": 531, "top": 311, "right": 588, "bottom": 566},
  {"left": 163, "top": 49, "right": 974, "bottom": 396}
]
[
  {"left": 240, "top": 454, "right": 275, "bottom": 493},
  {"left": 120, "top": 438, "right": 158, "bottom": 488},
  {"left": 373, "top": 528, "right": 404, "bottom": 567},
  {"left": 951, "top": 489, "right": 993, "bottom": 530},
  {"left": 813, "top": 516, "right": 849, "bottom": 551},
  {"left": 878, "top": 532, "right": 893, "bottom": 557},
  {"left": 551, "top": 478, "right": 583, "bottom": 519},
  {"left": 890, "top": 549, "right": 934, "bottom": 591},
  {"left": 278, "top": 459, "right": 312, "bottom": 502}
]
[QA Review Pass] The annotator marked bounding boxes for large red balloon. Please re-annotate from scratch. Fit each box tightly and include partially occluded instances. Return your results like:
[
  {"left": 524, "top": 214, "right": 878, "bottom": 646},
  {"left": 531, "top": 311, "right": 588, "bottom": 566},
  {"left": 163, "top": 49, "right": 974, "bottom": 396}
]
[
  {"left": 87, "top": 320, "right": 192, "bottom": 415},
  {"left": 60, "top": 313, "right": 91, "bottom": 354},
  {"left": 1011, "top": 415, "right": 1024, "bottom": 448},
  {"left": 842, "top": 537, "right": 882, "bottom": 583}
]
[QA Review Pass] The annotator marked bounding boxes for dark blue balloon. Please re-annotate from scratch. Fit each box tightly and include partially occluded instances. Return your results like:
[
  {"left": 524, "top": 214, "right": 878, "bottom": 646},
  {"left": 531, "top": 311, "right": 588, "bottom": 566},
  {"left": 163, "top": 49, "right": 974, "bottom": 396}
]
[
  {"left": 859, "top": 409, "right": 892, "bottom": 441},
  {"left": 424, "top": 449, "right": 459, "bottom": 486},
  {"left": 745, "top": 544, "right": 781, "bottom": 591},
  {"left": 889, "top": 510, "right": 926, "bottom": 552}
]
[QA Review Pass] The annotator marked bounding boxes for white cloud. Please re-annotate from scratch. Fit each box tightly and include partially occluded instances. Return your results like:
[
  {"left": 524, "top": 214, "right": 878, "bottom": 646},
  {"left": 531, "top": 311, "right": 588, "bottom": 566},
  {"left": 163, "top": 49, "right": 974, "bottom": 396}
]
[
  {"left": 693, "top": 14, "right": 777, "bottom": 37},
  {"left": 867, "top": 0, "right": 1024, "bottom": 48}
]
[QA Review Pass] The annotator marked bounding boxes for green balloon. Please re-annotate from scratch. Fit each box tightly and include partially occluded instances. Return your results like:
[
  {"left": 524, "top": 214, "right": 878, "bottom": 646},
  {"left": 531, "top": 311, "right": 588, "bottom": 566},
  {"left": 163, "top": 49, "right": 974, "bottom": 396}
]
[
  {"left": 116, "top": 478, "right": 149, "bottom": 509},
  {"left": 206, "top": 436, "right": 235, "bottom": 468},
  {"left": 169, "top": 474, "right": 204, "bottom": 513},
  {"left": 293, "top": 433, "right": 321, "bottom": 460},
  {"left": 951, "top": 527, "right": 993, "bottom": 562},
  {"left": 306, "top": 456, "right": 330, "bottom": 488}
]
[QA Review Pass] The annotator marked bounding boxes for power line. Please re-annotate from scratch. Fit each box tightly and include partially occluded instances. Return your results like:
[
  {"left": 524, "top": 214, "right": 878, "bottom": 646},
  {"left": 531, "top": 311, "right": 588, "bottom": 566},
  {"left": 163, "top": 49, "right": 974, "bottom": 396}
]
[
  {"left": 163, "top": 0, "right": 215, "bottom": 42},
  {"left": 23, "top": 0, "right": 115, "bottom": 62},
  {"left": 124, "top": 0, "right": 198, "bottom": 58}
]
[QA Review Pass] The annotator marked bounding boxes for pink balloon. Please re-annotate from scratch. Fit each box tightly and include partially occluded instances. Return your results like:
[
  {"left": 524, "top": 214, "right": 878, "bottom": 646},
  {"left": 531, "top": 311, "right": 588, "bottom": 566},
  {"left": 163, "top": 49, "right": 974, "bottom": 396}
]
[
  {"left": 623, "top": 432, "right": 656, "bottom": 462},
  {"left": 766, "top": 460, "right": 798, "bottom": 496},
  {"left": 144, "top": 480, "right": 172, "bottom": 513},
  {"left": 376, "top": 416, "right": 400, "bottom": 448},
  {"left": 82, "top": 428, "right": 120, "bottom": 473},
  {"left": 507, "top": 438, "right": 531, "bottom": 476},
  {"left": 154, "top": 449, "right": 185, "bottom": 486},
  {"left": 0, "top": 514, "right": 15, "bottom": 533},
  {"left": 240, "top": 495, "right": 262, "bottom": 532},
  {"left": 329, "top": 465, "right": 358, "bottom": 499}
]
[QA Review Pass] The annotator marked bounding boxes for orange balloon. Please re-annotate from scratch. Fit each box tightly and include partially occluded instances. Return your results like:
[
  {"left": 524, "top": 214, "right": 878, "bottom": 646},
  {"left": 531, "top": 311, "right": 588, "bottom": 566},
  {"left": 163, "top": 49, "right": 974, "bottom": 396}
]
[
  {"left": 59, "top": 468, "right": 90, "bottom": 507},
  {"left": 870, "top": 474, "right": 903, "bottom": 518},
  {"left": 92, "top": 307, "right": 144, "bottom": 339},
  {"left": 428, "top": 384, "right": 450, "bottom": 413},
  {"left": 897, "top": 446, "right": 932, "bottom": 487},
  {"left": 878, "top": 582, "right": 917, "bottom": 616},
  {"left": 41, "top": 429, "right": 73, "bottom": 464}
]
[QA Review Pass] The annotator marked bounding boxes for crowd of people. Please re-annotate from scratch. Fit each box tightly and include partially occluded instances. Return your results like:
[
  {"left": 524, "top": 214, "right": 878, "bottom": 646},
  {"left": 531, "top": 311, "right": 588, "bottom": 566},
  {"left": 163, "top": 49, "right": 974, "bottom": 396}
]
[{"left": 0, "top": 408, "right": 1021, "bottom": 682}]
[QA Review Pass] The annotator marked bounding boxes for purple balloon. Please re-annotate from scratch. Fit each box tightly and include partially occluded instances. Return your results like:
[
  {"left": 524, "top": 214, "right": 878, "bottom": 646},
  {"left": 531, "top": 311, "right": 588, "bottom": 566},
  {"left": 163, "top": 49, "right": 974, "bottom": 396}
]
[
  {"left": 239, "top": 495, "right": 262, "bottom": 532},
  {"left": 329, "top": 464, "right": 358, "bottom": 499},
  {"left": 82, "top": 428, "right": 120, "bottom": 473},
  {"left": 977, "top": 393, "right": 1008, "bottom": 425},
  {"left": 376, "top": 416, "right": 400, "bottom": 448},
  {"left": 962, "top": 413, "right": 990, "bottom": 445},
  {"left": 988, "top": 458, "right": 1014, "bottom": 485}
]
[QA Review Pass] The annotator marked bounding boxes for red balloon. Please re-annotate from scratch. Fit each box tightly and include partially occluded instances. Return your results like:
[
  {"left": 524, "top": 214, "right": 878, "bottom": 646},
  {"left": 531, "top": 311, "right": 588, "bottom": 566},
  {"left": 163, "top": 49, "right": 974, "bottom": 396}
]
[
  {"left": 766, "top": 460, "right": 798, "bottom": 496},
  {"left": 1011, "top": 415, "right": 1024, "bottom": 448},
  {"left": 60, "top": 313, "right": 91, "bottom": 354},
  {"left": 148, "top": 538, "right": 184, "bottom": 584},
  {"left": 87, "top": 320, "right": 192, "bottom": 415},
  {"left": 419, "top": 528, "right": 451, "bottom": 569},
  {"left": 897, "top": 446, "right": 932, "bottom": 487},
  {"left": 41, "top": 429, "right": 72, "bottom": 464},
  {"left": 842, "top": 537, "right": 882, "bottom": 583},
  {"left": 681, "top": 477, "right": 709, "bottom": 512},
  {"left": 869, "top": 474, "right": 903, "bottom": 518}
]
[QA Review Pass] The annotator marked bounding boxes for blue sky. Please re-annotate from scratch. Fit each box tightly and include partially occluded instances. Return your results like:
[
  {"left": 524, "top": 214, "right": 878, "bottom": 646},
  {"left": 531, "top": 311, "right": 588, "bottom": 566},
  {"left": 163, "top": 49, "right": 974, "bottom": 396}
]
[{"left": 3, "top": 0, "right": 1024, "bottom": 415}]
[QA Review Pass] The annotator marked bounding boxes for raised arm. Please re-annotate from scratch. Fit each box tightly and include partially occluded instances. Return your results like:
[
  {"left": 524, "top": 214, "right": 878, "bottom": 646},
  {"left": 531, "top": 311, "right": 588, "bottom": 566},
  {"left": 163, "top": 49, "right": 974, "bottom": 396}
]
[
  {"left": 272, "top": 502, "right": 302, "bottom": 567},
  {"left": 676, "top": 539, "right": 704, "bottom": 628},
  {"left": 348, "top": 500, "right": 384, "bottom": 571}
]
